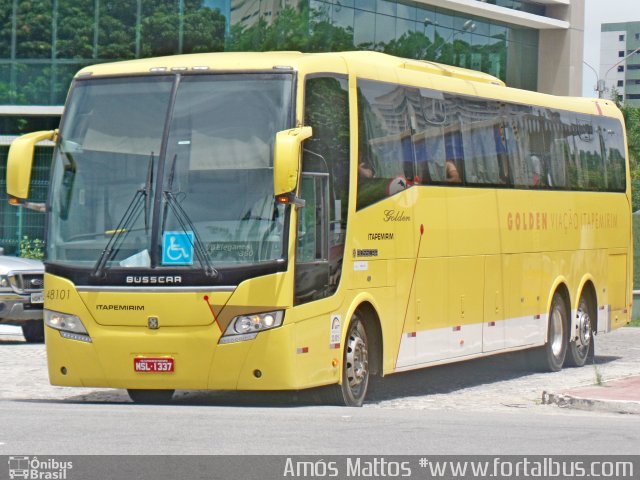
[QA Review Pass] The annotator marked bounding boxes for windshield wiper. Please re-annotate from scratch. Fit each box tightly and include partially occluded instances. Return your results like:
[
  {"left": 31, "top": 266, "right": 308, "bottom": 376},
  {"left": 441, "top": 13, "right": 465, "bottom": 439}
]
[
  {"left": 91, "top": 153, "right": 154, "bottom": 279},
  {"left": 144, "top": 153, "right": 154, "bottom": 232},
  {"left": 162, "top": 154, "right": 218, "bottom": 278}
]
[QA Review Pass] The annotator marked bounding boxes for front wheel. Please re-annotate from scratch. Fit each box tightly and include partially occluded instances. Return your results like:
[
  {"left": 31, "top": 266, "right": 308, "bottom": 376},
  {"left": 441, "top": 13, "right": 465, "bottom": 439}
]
[
  {"left": 340, "top": 316, "right": 370, "bottom": 406},
  {"left": 127, "top": 389, "right": 175, "bottom": 404},
  {"left": 565, "top": 294, "right": 594, "bottom": 367},
  {"left": 533, "top": 293, "right": 568, "bottom": 372},
  {"left": 319, "top": 314, "right": 370, "bottom": 407}
]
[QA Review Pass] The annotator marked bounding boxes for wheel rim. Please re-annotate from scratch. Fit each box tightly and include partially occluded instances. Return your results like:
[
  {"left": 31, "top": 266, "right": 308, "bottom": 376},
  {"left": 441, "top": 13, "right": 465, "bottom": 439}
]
[
  {"left": 550, "top": 305, "right": 564, "bottom": 359},
  {"left": 575, "top": 304, "right": 592, "bottom": 355},
  {"left": 345, "top": 321, "right": 368, "bottom": 396}
]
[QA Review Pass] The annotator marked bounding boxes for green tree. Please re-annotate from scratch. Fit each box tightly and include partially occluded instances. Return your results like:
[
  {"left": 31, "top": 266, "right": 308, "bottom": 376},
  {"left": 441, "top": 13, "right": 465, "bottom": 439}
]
[
  {"left": 19, "top": 235, "right": 45, "bottom": 260},
  {"left": 614, "top": 90, "right": 640, "bottom": 211},
  {"left": 182, "top": 2, "right": 226, "bottom": 54},
  {"left": 227, "top": 4, "right": 309, "bottom": 51},
  {"left": 57, "top": 0, "right": 95, "bottom": 59},
  {"left": 227, "top": 1, "right": 354, "bottom": 53},
  {"left": 383, "top": 31, "right": 433, "bottom": 60}
]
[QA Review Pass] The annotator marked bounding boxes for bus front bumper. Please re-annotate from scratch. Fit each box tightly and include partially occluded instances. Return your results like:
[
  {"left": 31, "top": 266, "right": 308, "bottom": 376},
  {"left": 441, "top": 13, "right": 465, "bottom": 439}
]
[{"left": 45, "top": 322, "right": 302, "bottom": 391}]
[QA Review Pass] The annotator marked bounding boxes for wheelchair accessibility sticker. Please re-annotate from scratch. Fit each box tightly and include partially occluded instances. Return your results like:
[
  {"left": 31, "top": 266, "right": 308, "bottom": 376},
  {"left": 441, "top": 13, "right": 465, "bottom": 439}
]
[{"left": 162, "top": 231, "right": 194, "bottom": 265}]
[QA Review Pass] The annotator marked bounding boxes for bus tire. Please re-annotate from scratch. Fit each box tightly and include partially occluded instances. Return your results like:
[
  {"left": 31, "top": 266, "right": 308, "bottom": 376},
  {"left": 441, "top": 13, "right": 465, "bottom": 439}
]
[
  {"left": 127, "top": 389, "right": 174, "bottom": 404},
  {"left": 338, "top": 314, "right": 370, "bottom": 406},
  {"left": 534, "top": 293, "right": 568, "bottom": 372},
  {"left": 319, "top": 314, "right": 370, "bottom": 407},
  {"left": 565, "top": 293, "right": 594, "bottom": 367}
]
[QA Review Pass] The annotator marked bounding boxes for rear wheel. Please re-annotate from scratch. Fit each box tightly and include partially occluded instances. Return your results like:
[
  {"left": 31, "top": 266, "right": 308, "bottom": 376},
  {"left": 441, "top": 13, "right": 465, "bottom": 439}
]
[
  {"left": 565, "top": 294, "right": 594, "bottom": 367},
  {"left": 127, "top": 389, "right": 175, "bottom": 404},
  {"left": 534, "top": 293, "right": 568, "bottom": 372},
  {"left": 22, "top": 320, "right": 44, "bottom": 343}
]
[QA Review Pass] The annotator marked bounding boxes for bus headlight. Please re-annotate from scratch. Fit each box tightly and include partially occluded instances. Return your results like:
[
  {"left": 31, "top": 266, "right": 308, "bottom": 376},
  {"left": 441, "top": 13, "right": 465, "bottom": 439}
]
[
  {"left": 219, "top": 310, "right": 284, "bottom": 344},
  {"left": 44, "top": 309, "right": 91, "bottom": 342}
]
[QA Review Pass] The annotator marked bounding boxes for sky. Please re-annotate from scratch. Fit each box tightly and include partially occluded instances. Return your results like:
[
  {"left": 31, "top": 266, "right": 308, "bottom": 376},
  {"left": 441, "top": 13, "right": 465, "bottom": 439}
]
[{"left": 582, "top": 0, "right": 640, "bottom": 97}]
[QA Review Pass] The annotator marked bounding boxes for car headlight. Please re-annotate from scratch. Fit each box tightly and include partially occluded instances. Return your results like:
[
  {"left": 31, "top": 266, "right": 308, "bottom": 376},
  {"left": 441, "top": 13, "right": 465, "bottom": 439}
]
[
  {"left": 219, "top": 310, "right": 284, "bottom": 344},
  {"left": 44, "top": 309, "right": 91, "bottom": 342},
  {"left": 0, "top": 275, "right": 12, "bottom": 290}
]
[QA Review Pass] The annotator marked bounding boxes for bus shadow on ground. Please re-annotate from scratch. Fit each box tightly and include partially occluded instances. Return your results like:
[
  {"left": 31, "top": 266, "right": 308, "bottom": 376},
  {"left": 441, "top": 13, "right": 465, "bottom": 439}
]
[
  {"left": 20, "top": 351, "right": 618, "bottom": 408},
  {"left": 366, "top": 352, "right": 619, "bottom": 403},
  {"left": 150, "top": 351, "right": 621, "bottom": 407}
]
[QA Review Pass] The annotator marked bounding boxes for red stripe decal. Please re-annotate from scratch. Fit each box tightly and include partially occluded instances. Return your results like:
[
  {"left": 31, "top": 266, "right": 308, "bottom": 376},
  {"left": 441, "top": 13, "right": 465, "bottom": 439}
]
[
  {"left": 595, "top": 101, "right": 603, "bottom": 116},
  {"left": 203, "top": 295, "right": 222, "bottom": 332}
]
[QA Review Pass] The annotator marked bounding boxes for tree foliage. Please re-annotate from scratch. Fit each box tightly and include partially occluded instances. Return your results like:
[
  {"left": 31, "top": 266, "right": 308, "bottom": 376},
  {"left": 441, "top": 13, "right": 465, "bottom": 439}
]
[
  {"left": 226, "top": 2, "right": 354, "bottom": 53},
  {"left": 615, "top": 93, "right": 640, "bottom": 211},
  {"left": 0, "top": 0, "right": 507, "bottom": 109}
]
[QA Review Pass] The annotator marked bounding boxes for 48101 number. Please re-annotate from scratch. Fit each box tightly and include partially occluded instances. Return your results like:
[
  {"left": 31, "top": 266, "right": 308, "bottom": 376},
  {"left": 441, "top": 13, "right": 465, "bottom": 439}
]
[{"left": 45, "top": 289, "right": 71, "bottom": 301}]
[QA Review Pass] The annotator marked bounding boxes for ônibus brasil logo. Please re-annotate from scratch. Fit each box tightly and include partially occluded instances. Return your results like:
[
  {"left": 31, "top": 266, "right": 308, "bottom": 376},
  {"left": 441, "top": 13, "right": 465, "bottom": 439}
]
[{"left": 8, "top": 456, "right": 73, "bottom": 480}]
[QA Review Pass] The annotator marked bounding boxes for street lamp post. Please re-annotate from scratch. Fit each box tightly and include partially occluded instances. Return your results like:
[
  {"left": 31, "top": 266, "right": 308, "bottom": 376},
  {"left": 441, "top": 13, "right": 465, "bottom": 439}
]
[{"left": 591, "top": 46, "right": 640, "bottom": 99}]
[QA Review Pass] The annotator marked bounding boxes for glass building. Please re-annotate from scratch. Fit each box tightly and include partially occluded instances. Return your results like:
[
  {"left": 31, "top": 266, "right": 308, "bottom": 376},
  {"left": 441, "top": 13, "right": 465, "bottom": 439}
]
[{"left": 0, "top": 0, "right": 584, "bottom": 254}]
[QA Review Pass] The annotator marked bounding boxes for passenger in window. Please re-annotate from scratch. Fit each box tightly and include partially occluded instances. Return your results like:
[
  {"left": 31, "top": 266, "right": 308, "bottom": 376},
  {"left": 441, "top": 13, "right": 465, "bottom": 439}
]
[
  {"left": 530, "top": 155, "right": 541, "bottom": 186},
  {"left": 358, "top": 161, "right": 375, "bottom": 179},
  {"left": 356, "top": 152, "right": 382, "bottom": 209},
  {"left": 445, "top": 159, "right": 461, "bottom": 183}
]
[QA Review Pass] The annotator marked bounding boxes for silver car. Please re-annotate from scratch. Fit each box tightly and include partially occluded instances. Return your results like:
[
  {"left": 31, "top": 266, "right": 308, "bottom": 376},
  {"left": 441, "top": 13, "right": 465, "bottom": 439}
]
[{"left": 0, "top": 255, "right": 45, "bottom": 343}]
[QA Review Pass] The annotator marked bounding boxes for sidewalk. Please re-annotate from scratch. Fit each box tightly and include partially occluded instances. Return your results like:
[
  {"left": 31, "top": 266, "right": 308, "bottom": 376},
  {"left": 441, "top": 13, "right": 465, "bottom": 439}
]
[{"left": 542, "top": 375, "right": 640, "bottom": 414}]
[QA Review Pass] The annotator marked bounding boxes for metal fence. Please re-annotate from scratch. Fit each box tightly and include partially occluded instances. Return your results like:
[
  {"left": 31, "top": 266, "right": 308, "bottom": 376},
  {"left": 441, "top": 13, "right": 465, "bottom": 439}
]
[{"left": 0, "top": 145, "right": 52, "bottom": 255}]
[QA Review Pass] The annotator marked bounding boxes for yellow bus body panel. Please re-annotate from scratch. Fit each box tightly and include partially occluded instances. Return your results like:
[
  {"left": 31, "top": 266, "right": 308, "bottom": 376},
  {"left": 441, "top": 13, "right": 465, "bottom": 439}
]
[{"left": 39, "top": 50, "right": 633, "bottom": 393}]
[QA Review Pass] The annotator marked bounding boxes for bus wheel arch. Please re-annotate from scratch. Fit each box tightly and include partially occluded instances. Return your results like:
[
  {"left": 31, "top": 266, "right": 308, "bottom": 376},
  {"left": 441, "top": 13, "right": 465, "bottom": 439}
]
[
  {"left": 565, "top": 281, "right": 596, "bottom": 367},
  {"left": 354, "top": 302, "right": 383, "bottom": 377}
]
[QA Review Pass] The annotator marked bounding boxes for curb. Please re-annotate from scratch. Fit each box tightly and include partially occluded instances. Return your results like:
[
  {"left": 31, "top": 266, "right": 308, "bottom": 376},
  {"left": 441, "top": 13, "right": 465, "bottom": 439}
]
[{"left": 541, "top": 390, "right": 640, "bottom": 415}]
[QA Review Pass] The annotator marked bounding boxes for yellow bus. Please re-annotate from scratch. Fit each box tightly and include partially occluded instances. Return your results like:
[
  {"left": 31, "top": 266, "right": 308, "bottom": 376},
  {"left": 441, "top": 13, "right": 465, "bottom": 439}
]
[{"left": 7, "top": 51, "right": 632, "bottom": 406}]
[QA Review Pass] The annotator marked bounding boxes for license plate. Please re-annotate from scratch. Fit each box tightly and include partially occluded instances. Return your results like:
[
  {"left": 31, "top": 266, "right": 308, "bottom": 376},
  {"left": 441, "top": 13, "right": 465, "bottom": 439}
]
[
  {"left": 134, "top": 357, "right": 174, "bottom": 373},
  {"left": 30, "top": 292, "right": 44, "bottom": 304}
]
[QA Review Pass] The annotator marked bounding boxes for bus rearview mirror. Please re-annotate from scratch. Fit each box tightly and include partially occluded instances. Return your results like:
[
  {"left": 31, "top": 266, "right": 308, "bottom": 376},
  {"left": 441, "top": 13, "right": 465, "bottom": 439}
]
[
  {"left": 7, "top": 130, "right": 57, "bottom": 209},
  {"left": 274, "top": 126, "right": 312, "bottom": 197}
]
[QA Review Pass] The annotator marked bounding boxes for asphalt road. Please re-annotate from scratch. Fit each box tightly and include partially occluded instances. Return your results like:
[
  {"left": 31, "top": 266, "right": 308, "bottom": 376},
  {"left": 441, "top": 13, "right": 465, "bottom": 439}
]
[
  {"left": 1, "top": 327, "right": 639, "bottom": 455},
  {"left": 1, "top": 399, "right": 639, "bottom": 455}
]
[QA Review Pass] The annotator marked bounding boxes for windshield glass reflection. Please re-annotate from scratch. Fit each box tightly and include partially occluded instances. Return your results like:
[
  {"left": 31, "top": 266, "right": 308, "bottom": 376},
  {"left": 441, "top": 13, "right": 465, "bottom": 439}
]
[{"left": 48, "top": 74, "right": 293, "bottom": 272}]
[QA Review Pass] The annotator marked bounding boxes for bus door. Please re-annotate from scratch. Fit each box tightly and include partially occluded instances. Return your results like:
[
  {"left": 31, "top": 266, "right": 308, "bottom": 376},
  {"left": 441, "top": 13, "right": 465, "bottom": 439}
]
[{"left": 294, "top": 153, "right": 331, "bottom": 304}]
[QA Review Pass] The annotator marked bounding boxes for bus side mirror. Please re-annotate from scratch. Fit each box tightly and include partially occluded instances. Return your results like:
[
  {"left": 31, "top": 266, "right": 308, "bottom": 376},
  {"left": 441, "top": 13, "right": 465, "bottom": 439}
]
[
  {"left": 7, "top": 130, "right": 57, "bottom": 211},
  {"left": 274, "top": 126, "right": 312, "bottom": 197}
]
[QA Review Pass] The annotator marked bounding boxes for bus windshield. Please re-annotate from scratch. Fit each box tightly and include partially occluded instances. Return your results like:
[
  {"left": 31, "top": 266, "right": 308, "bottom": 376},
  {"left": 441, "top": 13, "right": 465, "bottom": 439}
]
[{"left": 47, "top": 73, "right": 293, "bottom": 272}]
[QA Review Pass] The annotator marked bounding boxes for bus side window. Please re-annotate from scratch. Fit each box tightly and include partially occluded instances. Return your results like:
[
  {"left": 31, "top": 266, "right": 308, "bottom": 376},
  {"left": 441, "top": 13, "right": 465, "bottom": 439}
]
[
  {"left": 357, "top": 80, "right": 413, "bottom": 208},
  {"left": 601, "top": 118, "right": 626, "bottom": 191}
]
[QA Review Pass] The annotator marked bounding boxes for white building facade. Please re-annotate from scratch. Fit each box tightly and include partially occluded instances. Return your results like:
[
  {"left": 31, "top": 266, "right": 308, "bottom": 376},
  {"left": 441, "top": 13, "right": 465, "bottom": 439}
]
[{"left": 600, "top": 22, "right": 640, "bottom": 106}]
